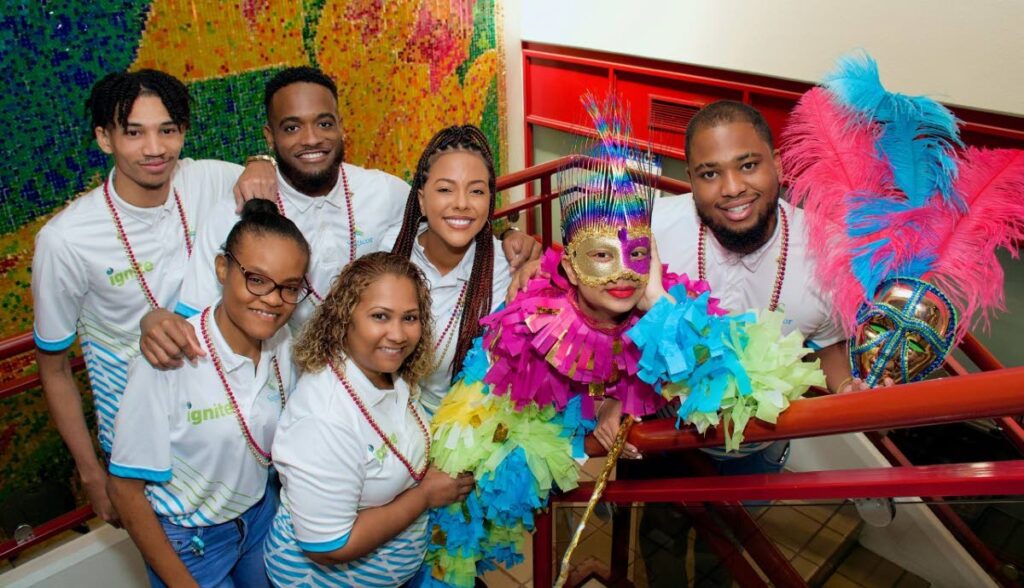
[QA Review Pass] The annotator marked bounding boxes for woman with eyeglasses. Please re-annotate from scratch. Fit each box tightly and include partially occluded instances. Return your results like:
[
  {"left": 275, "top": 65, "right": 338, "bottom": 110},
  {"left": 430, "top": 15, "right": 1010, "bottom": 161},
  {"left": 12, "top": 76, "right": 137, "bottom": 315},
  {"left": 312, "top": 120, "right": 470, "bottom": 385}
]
[{"left": 108, "top": 198, "right": 311, "bottom": 588}]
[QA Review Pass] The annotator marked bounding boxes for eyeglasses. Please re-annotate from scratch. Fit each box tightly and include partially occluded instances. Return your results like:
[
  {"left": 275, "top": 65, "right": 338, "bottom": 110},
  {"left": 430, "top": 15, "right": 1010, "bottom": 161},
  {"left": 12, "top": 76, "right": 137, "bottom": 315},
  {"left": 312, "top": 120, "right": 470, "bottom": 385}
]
[{"left": 223, "top": 252, "right": 311, "bottom": 304}]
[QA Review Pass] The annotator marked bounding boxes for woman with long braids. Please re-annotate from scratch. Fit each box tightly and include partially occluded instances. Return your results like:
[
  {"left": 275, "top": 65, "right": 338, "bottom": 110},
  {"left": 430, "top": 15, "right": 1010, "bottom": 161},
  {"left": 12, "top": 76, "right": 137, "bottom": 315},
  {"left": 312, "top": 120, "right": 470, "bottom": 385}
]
[
  {"left": 385, "top": 125, "right": 512, "bottom": 415},
  {"left": 416, "top": 95, "right": 825, "bottom": 587}
]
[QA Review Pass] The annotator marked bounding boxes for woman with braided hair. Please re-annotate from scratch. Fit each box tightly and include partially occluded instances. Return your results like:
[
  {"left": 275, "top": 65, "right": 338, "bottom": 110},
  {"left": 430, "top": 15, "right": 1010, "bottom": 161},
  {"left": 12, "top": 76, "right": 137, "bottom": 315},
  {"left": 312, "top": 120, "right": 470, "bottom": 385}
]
[{"left": 384, "top": 124, "right": 513, "bottom": 415}]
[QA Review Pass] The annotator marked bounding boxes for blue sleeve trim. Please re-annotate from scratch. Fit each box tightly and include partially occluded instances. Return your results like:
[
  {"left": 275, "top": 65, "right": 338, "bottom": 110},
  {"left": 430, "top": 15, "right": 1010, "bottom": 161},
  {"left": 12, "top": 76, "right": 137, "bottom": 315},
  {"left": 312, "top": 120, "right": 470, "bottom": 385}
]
[
  {"left": 297, "top": 532, "right": 351, "bottom": 553},
  {"left": 805, "top": 339, "right": 823, "bottom": 352},
  {"left": 109, "top": 463, "right": 173, "bottom": 483},
  {"left": 33, "top": 331, "right": 75, "bottom": 352},
  {"left": 174, "top": 301, "right": 200, "bottom": 318}
]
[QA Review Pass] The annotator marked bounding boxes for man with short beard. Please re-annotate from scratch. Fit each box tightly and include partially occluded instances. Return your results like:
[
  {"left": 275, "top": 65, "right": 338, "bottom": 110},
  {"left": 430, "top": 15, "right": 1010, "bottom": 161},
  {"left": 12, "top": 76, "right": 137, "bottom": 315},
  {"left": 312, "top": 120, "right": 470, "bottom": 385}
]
[
  {"left": 652, "top": 100, "right": 853, "bottom": 408},
  {"left": 140, "top": 67, "right": 539, "bottom": 367},
  {"left": 628, "top": 100, "right": 856, "bottom": 587}
]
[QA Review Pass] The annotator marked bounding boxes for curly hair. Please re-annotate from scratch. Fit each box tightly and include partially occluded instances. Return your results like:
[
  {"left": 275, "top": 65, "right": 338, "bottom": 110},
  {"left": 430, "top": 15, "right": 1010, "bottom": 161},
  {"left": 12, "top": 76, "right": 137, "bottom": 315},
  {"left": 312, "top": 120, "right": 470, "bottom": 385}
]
[
  {"left": 293, "top": 252, "right": 435, "bottom": 387},
  {"left": 390, "top": 125, "right": 497, "bottom": 383}
]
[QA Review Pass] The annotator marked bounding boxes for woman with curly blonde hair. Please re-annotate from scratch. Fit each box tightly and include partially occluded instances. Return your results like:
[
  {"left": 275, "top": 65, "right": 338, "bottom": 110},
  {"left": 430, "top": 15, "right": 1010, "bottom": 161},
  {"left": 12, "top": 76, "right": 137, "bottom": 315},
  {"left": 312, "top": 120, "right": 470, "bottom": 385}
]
[{"left": 265, "top": 252, "right": 475, "bottom": 587}]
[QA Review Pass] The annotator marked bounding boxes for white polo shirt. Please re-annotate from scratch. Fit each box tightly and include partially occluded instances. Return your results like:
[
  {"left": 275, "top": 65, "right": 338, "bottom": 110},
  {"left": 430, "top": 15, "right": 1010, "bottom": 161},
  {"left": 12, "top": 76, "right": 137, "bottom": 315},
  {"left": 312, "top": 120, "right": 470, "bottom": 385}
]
[
  {"left": 108, "top": 307, "right": 295, "bottom": 527},
  {"left": 265, "top": 359, "right": 429, "bottom": 587},
  {"left": 381, "top": 222, "right": 511, "bottom": 415},
  {"left": 652, "top": 195, "right": 842, "bottom": 349},
  {"left": 31, "top": 159, "right": 242, "bottom": 453},
  {"left": 176, "top": 163, "right": 410, "bottom": 328}
]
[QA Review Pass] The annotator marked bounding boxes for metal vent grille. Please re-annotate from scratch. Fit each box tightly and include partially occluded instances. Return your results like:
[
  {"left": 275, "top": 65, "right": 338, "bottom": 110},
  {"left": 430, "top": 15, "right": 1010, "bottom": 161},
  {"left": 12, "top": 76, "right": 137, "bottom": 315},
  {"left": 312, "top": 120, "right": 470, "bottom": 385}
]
[{"left": 649, "top": 97, "right": 701, "bottom": 133}]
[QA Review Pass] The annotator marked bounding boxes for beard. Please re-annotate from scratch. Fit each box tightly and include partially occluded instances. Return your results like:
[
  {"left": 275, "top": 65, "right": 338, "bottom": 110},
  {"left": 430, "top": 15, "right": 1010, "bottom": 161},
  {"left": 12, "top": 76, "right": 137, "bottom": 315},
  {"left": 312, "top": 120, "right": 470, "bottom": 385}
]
[
  {"left": 275, "top": 143, "right": 345, "bottom": 196},
  {"left": 697, "top": 196, "right": 779, "bottom": 255}
]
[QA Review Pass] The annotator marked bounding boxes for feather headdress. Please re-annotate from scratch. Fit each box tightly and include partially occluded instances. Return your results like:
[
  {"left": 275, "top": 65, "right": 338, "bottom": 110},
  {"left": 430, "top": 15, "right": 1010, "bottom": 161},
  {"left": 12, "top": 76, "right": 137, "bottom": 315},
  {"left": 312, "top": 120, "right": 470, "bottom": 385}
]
[
  {"left": 558, "top": 93, "right": 656, "bottom": 246},
  {"left": 782, "top": 52, "right": 1024, "bottom": 343}
]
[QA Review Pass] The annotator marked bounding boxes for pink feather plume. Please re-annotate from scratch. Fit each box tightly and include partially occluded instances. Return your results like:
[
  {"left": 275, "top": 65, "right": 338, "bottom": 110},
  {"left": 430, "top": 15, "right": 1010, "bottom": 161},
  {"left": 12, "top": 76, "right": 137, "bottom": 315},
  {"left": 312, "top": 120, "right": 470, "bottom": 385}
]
[
  {"left": 780, "top": 88, "right": 892, "bottom": 333},
  {"left": 921, "top": 148, "right": 1024, "bottom": 335}
]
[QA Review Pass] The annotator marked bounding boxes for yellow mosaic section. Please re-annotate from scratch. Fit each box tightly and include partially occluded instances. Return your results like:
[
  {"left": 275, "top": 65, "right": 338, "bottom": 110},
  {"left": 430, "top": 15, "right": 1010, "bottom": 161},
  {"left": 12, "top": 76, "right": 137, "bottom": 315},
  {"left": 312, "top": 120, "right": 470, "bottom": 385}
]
[
  {"left": 131, "top": 0, "right": 308, "bottom": 80},
  {"left": 316, "top": 0, "right": 498, "bottom": 175}
]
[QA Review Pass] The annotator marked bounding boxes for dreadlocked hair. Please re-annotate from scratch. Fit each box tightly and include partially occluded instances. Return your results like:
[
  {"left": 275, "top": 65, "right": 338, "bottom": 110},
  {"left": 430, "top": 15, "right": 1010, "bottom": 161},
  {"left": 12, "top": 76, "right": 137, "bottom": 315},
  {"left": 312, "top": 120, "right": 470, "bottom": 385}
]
[
  {"left": 293, "top": 252, "right": 435, "bottom": 388},
  {"left": 391, "top": 125, "right": 497, "bottom": 383},
  {"left": 85, "top": 69, "right": 190, "bottom": 133}
]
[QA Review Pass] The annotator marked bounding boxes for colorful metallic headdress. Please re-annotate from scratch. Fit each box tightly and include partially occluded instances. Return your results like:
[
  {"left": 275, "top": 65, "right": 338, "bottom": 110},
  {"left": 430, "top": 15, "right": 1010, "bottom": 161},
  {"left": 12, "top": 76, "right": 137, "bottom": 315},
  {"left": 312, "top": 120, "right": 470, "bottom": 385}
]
[
  {"left": 558, "top": 93, "right": 657, "bottom": 287},
  {"left": 782, "top": 52, "right": 1024, "bottom": 385}
]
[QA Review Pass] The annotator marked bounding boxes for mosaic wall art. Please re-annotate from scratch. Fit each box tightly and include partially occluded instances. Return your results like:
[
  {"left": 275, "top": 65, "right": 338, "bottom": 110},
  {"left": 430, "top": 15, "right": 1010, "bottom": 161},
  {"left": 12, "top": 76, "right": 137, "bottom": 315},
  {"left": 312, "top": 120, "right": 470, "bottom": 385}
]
[
  {"left": 0, "top": 0, "right": 505, "bottom": 530},
  {"left": 0, "top": 0, "right": 505, "bottom": 338}
]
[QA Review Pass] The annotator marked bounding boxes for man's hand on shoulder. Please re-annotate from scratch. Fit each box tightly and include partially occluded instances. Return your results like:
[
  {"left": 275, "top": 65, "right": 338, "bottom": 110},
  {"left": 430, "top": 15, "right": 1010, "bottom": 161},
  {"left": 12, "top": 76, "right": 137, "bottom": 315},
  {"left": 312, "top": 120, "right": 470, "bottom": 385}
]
[
  {"left": 500, "top": 228, "right": 542, "bottom": 273},
  {"left": 233, "top": 157, "right": 278, "bottom": 212},
  {"left": 140, "top": 309, "right": 205, "bottom": 370}
]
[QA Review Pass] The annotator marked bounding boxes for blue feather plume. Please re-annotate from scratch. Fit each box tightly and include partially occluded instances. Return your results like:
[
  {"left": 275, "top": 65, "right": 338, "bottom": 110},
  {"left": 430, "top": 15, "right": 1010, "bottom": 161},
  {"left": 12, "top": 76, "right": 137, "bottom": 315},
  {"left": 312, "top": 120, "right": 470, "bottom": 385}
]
[{"left": 824, "top": 51, "right": 963, "bottom": 207}]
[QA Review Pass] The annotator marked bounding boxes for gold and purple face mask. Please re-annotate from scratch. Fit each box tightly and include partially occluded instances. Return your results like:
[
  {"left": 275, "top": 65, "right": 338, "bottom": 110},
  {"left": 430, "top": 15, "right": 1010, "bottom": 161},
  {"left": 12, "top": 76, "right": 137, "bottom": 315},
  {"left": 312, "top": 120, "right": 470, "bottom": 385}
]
[
  {"left": 850, "top": 277, "right": 958, "bottom": 386},
  {"left": 567, "top": 226, "right": 652, "bottom": 288}
]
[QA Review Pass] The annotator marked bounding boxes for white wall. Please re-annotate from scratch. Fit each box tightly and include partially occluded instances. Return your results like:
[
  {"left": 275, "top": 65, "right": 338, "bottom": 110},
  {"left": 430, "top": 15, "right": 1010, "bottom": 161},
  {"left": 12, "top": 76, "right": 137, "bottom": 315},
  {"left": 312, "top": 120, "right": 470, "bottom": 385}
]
[
  {"left": 519, "top": 0, "right": 1024, "bottom": 117},
  {"left": 502, "top": 0, "right": 526, "bottom": 205}
]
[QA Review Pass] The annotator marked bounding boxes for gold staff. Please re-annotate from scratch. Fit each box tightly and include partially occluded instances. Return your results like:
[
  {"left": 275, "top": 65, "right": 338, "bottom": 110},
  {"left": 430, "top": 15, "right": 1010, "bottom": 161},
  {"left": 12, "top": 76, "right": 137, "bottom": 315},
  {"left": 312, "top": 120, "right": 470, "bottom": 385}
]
[{"left": 554, "top": 415, "right": 635, "bottom": 588}]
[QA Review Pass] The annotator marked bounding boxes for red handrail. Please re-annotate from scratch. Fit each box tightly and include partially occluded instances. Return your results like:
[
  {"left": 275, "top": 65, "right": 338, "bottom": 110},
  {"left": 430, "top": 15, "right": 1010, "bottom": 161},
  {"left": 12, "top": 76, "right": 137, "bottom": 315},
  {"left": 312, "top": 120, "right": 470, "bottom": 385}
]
[
  {"left": 493, "top": 154, "right": 691, "bottom": 247},
  {"left": 0, "top": 335, "right": 92, "bottom": 561},
  {"left": 583, "top": 366, "right": 1024, "bottom": 457},
  {"left": 0, "top": 505, "right": 94, "bottom": 562},
  {"left": 558, "top": 460, "right": 1024, "bottom": 504}
]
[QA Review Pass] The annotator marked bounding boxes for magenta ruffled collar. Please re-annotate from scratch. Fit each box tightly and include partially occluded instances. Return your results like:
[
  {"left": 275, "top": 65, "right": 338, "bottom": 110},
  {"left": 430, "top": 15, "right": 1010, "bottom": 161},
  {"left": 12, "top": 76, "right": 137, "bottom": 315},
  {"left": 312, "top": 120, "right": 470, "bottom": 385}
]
[{"left": 482, "top": 249, "right": 663, "bottom": 417}]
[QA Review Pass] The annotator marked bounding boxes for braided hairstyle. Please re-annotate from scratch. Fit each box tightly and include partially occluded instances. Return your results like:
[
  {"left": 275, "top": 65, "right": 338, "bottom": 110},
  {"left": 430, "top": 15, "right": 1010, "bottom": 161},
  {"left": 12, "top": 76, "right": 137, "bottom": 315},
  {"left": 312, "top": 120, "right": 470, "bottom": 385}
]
[
  {"left": 391, "top": 125, "right": 497, "bottom": 383},
  {"left": 85, "top": 69, "right": 190, "bottom": 132}
]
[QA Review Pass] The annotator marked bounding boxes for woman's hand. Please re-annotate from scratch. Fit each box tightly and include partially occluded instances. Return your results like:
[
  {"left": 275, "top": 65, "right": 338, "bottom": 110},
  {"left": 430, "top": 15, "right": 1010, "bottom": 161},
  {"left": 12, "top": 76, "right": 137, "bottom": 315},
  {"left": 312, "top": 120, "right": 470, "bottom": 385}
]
[
  {"left": 595, "top": 398, "right": 641, "bottom": 459},
  {"left": 419, "top": 467, "right": 475, "bottom": 508},
  {"left": 637, "top": 239, "right": 670, "bottom": 312}
]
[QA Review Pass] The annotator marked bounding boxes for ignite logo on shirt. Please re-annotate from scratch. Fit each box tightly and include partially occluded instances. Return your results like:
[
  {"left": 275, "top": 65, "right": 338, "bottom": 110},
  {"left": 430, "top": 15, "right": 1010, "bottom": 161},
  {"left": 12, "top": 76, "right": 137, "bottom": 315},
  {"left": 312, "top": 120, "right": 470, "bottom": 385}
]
[
  {"left": 370, "top": 433, "right": 399, "bottom": 463},
  {"left": 354, "top": 227, "right": 374, "bottom": 248},
  {"left": 107, "top": 261, "right": 155, "bottom": 287},
  {"left": 187, "top": 401, "right": 235, "bottom": 426}
]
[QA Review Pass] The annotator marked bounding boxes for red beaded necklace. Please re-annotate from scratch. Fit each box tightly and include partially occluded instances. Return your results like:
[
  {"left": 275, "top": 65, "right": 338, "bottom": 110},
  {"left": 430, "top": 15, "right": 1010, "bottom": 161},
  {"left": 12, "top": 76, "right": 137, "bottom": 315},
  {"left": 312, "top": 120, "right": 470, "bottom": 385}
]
[
  {"left": 103, "top": 177, "right": 192, "bottom": 310},
  {"left": 200, "top": 308, "right": 286, "bottom": 467},
  {"left": 275, "top": 164, "right": 355, "bottom": 303},
  {"left": 698, "top": 205, "right": 789, "bottom": 312},
  {"left": 431, "top": 282, "right": 469, "bottom": 372},
  {"left": 329, "top": 359, "right": 430, "bottom": 482}
]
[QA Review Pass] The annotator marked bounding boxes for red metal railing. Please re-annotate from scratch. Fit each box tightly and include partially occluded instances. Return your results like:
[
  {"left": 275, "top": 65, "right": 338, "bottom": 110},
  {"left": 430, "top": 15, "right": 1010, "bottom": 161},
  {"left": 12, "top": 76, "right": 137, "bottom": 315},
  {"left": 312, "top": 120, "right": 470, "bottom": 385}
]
[{"left": 0, "top": 335, "right": 93, "bottom": 560}]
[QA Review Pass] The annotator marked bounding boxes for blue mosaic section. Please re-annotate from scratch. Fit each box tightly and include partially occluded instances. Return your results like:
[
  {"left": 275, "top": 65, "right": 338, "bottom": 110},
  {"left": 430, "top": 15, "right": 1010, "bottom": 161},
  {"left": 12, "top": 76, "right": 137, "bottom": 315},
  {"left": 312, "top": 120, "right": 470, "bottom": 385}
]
[{"left": 0, "top": 2, "right": 151, "bottom": 231}]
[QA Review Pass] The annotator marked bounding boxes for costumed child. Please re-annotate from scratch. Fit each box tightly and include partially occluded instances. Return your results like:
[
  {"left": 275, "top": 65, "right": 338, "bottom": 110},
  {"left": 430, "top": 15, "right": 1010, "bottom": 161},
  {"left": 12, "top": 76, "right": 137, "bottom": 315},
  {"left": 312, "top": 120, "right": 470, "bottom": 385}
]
[
  {"left": 386, "top": 125, "right": 513, "bottom": 416},
  {"left": 418, "top": 94, "right": 826, "bottom": 587},
  {"left": 781, "top": 52, "right": 1024, "bottom": 386},
  {"left": 108, "top": 199, "right": 310, "bottom": 587},
  {"left": 263, "top": 252, "right": 475, "bottom": 587}
]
